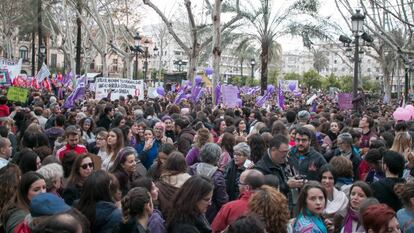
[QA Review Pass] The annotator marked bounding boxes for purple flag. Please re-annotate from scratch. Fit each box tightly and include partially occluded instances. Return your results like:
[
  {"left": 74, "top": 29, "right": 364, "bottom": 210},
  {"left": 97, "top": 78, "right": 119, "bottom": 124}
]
[
  {"left": 214, "top": 82, "right": 221, "bottom": 105},
  {"left": 63, "top": 75, "right": 86, "bottom": 109},
  {"left": 278, "top": 85, "right": 285, "bottom": 110},
  {"left": 61, "top": 71, "right": 73, "bottom": 87}
]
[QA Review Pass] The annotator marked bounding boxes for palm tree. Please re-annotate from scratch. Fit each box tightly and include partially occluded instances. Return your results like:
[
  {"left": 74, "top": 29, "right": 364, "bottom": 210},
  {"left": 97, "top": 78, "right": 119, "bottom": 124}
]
[{"left": 240, "top": 0, "right": 333, "bottom": 94}]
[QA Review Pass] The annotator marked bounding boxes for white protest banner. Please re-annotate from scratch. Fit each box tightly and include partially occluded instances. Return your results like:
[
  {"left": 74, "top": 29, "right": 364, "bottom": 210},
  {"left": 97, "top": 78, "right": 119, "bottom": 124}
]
[{"left": 95, "top": 78, "right": 144, "bottom": 100}]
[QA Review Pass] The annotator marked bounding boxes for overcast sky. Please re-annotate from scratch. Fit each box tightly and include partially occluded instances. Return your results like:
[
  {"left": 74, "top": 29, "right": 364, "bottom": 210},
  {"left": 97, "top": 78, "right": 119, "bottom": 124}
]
[{"left": 140, "top": 0, "right": 356, "bottom": 51}]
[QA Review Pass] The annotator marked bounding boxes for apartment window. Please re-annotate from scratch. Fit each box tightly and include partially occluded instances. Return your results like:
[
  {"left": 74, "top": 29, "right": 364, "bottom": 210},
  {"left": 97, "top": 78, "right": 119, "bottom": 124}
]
[
  {"left": 90, "top": 60, "right": 95, "bottom": 70},
  {"left": 51, "top": 54, "right": 57, "bottom": 68},
  {"left": 19, "top": 46, "right": 29, "bottom": 61},
  {"left": 367, "top": 68, "right": 371, "bottom": 72},
  {"left": 334, "top": 60, "right": 337, "bottom": 64}
]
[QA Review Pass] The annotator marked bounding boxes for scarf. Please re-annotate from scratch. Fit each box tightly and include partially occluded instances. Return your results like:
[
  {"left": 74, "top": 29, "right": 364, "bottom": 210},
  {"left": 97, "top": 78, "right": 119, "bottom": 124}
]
[
  {"left": 297, "top": 209, "right": 327, "bottom": 233},
  {"left": 344, "top": 207, "right": 359, "bottom": 233}
]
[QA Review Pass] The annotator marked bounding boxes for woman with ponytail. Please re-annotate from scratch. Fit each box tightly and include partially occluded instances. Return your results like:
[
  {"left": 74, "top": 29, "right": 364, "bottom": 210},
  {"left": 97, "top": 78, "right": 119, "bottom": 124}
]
[{"left": 118, "top": 187, "right": 154, "bottom": 233}]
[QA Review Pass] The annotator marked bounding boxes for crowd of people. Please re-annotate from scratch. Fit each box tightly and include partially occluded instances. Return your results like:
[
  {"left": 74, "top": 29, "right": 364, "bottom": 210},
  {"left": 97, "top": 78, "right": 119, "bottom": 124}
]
[{"left": 0, "top": 88, "right": 413, "bottom": 233}]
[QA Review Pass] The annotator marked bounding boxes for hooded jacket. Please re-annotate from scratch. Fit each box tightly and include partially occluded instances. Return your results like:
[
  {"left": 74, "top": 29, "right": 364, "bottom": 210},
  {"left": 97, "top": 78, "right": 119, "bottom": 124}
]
[{"left": 189, "top": 163, "right": 229, "bottom": 222}]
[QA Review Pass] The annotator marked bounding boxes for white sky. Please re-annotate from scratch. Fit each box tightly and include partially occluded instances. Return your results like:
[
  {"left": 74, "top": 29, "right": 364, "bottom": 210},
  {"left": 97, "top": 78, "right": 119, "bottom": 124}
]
[{"left": 140, "top": 0, "right": 356, "bottom": 51}]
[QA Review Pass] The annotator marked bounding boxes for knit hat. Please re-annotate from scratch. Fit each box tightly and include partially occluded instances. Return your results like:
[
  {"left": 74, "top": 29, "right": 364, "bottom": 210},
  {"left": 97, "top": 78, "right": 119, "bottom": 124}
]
[{"left": 30, "top": 193, "right": 71, "bottom": 217}]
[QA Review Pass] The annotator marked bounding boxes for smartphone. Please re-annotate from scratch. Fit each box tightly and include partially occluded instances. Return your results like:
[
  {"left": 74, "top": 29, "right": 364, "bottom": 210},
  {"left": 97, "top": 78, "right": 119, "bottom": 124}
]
[{"left": 295, "top": 175, "right": 307, "bottom": 180}]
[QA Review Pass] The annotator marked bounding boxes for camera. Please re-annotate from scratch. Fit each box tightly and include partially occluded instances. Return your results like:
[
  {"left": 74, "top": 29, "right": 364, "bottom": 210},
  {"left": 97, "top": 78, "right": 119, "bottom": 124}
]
[{"left": 295, "top": 175, "right": 307, "bottom": 180}]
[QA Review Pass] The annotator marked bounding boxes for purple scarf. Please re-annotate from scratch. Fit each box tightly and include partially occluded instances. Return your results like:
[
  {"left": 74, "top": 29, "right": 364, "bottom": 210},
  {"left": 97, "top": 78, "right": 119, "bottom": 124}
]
[{"left": 344, "top": 208, "right": 360, "bottom": 233}]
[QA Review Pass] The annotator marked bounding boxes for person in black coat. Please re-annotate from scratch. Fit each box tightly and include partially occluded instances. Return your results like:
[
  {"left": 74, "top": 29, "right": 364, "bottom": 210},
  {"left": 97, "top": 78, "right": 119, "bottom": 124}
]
[
  {"left": 371, "top": 150, "right": 406, "bottom": 211},
  {"left": 97, "top": 106, "right": 114, "bottom": 130}
]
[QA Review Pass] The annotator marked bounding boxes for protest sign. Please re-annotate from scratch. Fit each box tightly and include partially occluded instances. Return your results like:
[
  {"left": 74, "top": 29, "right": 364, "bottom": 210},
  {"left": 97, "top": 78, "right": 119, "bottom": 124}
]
[
  {"left": 95, "top": 78, "right": 144, "bottom": 100},
  {"left": 7, "top": 86, "right": 29, "bottom": 103},
  {"left": 221, "top": 85, "right": 239, "bottom": 108},
  {"left": 338, "top": 93, "right": 353, "bottom": 110}
]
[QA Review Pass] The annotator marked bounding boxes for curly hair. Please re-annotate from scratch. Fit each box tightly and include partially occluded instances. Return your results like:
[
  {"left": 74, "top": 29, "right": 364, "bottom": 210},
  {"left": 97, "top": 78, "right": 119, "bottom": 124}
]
[{"left": 248, "top": 185, "right": 290, "bottom": 233}]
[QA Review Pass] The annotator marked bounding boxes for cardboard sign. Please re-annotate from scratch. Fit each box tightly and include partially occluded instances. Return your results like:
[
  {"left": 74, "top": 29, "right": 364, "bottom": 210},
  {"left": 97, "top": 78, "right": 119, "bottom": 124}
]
[
  {"left": 7, "top": 86, "right": 29, "bottom": 103},
  {"left": 338, "top": 93, "right": 353, "bottom": 110},
  {"left": 95, "top": 78, "right": 144, "bottom": 100}
]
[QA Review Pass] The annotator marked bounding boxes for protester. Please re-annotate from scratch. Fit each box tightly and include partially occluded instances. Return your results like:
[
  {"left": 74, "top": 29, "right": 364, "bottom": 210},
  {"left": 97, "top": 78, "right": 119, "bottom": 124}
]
[
  {"left": 110, "top": 147, "right": 146, "bottom": 195},
  {"left": 288, "top": 127, "right": 327, "bottom": 181},
  {"left": 292, "top": 181, "right": 332, "bottom": 233},
  {"left": 36, "top": 163, "right": 64, "bottom": 196},
  {"left": 156, "top": 151, "right": 191, "bottom": 217},
  {"left": 0, "top": 137, "right": 12, "bottom": 169},
  {"left": 63, "top": 153, "right": 94, "bottom": 205},
  {"left": 333, "top": 181, "right": 373, "bottom": 233},
  {"left": 186, "top": 128, "right": 212, "bottom": 166},
  {"left": 136, "top": 129, "right": 159, "bottom": 169},
  {"left": 224, "top": 142, "right": 252, "bottom": 201},
  {"left": 189, "top": 143, "right": 229, "bottom": 222},
  {"left": 56, "top": 125, "right": 87, "bottom": 161},
  {"left": 167, "top": 175, "right": 214, "bottom": 233},
  {"left": 103, "top": 127, "right": 124, "bottom": 171},
  {"left": 1, "top": 172, "right": 46, "bottom": 233},
  {"left": 362, "top": 203, "right": 401, "bottom": 233},
  {"left": 147, "top": 143, "right": 175, "bottom": 180},
  {"left": 319, "top": 164, "right": 349, "bottom": 218},
  {"left": 117, "top": 187, "right": 154, "bottom": 233},
  {"left": 76, "top": 170, "right": 122, "bottom": 233},
  {"left": 396, "top": 181, "right": 414, "bottom": 233},
  {"left": 249, "top": 185, "right": 290, "bottom": 233},
  {"left": 131, "top": 177, "right": 166, "bottom": 233},
  {"left": 212, "top": 169, "right": 264, "bottom": 232},
  {"left": 370, "top": 150, "right": 405, "bottom": 211}
]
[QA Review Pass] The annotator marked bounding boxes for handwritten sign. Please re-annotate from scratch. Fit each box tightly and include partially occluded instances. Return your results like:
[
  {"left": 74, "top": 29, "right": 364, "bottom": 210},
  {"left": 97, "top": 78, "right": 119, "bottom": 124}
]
[
  {"left": 338, "top": 93, "right": 353, "bottom": 110},
  {"left": 95, "top": 78, "right": 144, "bottom": 100},
  {"left": 7, "top": 86, "right": 29, "bottom": 103}
]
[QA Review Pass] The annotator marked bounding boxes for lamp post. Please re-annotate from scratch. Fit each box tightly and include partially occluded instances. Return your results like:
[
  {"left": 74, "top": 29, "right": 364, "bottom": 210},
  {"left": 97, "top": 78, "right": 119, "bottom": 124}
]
[
  {"left": 178, "top": 59, "right": 183, "bottom": 72},
  {"left": 39, "top": 43, "right": 46, "bottom": 71},
  {"left": 405, "top": 60, "right": 411, "bottom": 102},
  {"left": 130, "top": 32, "right": 142, "bottom": 80},
  {"left": 351, "top": 9, "right": 365, "bottom": 112},
  {"left": 250, "top": 58, "right": 256, "bottom": 80}
]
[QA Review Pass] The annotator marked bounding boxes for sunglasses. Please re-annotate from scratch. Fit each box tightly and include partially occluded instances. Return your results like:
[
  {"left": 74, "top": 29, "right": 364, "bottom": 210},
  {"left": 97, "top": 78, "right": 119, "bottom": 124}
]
[{"left": 80, "top": 162, "right": 94, "bottom": 169}]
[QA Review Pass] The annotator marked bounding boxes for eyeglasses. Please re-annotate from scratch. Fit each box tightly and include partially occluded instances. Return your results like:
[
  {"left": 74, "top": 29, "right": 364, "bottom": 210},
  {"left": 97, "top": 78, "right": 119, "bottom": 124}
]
[
  {"left": 234, "top": 153, "right": 246, "bottom": 157},
  {"left": 295, "top": 138, "right": 309, "bottom": 143},
  {"left": 202, "top": 197, "right": 212, "bottom": 204},
  {"left": 80, "top": 162, "right": 94, "bottom": 169}
]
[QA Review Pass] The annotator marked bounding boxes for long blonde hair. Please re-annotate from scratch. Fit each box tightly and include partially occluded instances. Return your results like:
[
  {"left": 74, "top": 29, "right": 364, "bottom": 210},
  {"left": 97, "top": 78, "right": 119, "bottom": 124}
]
[{"left": 391, "top": 131, "right": 412, "bottom": 154}]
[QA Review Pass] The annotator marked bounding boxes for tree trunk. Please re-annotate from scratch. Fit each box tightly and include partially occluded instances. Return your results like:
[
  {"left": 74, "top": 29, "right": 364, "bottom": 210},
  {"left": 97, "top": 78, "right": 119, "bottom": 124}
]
[
  {"left": 37, "top": 0, "right": 43, "bottom": 71},
  {"left": 102, "top": 53, "right": 108, "bottom": 77},
  {"left": 75, "top": 0, "right": 82, "bottom": 75},
  {"left": 187, "top": 52, "right": 197, "bottom": 82},
  {"left": 31, "top": 29, "right": 36, "bottom": 76},
  {"left": 260, "top": 39, "right": 269, "bottom": 95},
  {"left": 212, "top": 0, "right": 222, "bottom": 105}
]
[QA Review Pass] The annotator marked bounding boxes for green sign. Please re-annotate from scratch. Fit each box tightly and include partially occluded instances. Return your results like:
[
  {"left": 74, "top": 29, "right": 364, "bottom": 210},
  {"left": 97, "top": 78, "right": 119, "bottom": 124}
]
[{"left": 7, "top": 87, "right": 29, "bottom": 103}]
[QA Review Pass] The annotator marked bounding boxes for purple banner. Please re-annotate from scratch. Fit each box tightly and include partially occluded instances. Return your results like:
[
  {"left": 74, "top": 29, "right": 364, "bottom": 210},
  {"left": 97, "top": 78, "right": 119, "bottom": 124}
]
[
  {"left": 221, "top": 85, "right": 239, "bottom": 108},
  {"left": 338, "top": 93, "right": 353, "bottom": 110}
]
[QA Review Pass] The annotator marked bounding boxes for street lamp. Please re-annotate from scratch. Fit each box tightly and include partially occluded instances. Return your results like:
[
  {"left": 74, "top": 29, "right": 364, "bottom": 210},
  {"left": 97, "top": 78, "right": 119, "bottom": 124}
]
[
  {"left": 351, "top": 9, "right": 365, "bottom": 112},
  {"left": 130, "top": 32, "right": 142, "bottom": 80},
  {"left": 250, "top": 58, "right": 256, "bottom": 80},
  {"left": 177, "top": 59, "right": 183, "bottom": 72}
]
